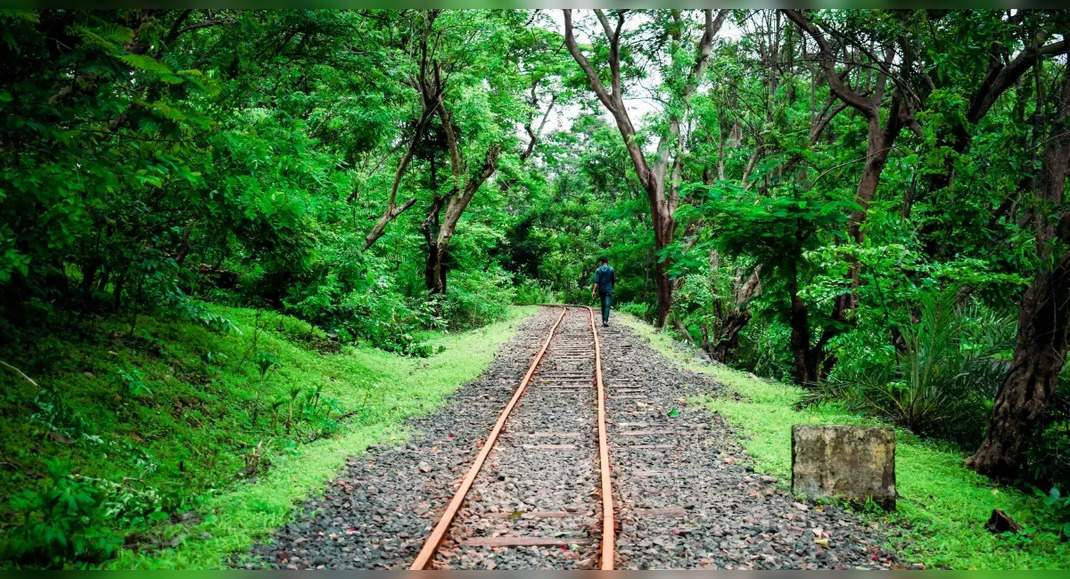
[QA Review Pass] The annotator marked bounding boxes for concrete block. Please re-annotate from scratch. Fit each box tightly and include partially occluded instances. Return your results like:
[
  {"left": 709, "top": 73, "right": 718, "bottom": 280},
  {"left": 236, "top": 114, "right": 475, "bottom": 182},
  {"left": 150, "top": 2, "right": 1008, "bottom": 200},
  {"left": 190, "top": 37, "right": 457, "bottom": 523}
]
[{"left": 791, "top": 424, "right": 896, "bottom": 509}]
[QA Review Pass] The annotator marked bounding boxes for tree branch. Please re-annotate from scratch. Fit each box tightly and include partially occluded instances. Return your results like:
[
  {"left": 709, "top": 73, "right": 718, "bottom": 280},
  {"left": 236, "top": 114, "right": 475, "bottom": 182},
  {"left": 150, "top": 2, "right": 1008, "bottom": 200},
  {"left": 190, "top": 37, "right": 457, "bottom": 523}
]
[
  {"left": 563, "top": 9, "right": 617, "bottom": 113},
  {"left": 969, "top": 38, "right": 1069, "bottom": 123},
  {"left": 784, "top": 9, "right": 878, "bottom": 119}
]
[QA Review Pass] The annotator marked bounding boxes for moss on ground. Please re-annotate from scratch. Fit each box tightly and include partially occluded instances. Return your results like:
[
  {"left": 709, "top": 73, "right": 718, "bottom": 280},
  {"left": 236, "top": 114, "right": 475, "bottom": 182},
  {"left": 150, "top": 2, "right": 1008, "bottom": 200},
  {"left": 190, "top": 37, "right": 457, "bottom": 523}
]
[
  {"left": 0, "top": 304, "right": 535, "bottom": 569},
  {"left": 618, "top": 314, "right": 1070, "bottom": 570}
]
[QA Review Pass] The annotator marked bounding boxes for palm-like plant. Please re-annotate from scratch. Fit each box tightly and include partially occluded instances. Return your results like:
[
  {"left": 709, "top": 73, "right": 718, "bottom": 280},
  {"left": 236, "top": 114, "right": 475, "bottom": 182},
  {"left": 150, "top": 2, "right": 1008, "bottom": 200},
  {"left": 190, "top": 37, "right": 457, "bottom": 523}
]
[{"left": 819, "top": 289, "right": 1014, "bottom": 444}]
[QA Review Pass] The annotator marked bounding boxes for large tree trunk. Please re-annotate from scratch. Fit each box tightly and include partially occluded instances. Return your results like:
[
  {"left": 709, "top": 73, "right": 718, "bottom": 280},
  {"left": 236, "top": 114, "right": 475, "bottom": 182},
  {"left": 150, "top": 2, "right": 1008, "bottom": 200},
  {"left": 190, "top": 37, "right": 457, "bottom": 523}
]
[
  {"left": 966, "top": 254, "right": 1070, "bottom": 477},
  {"left": 967, "top": 61, "right": 1070, "bottom": 478}
]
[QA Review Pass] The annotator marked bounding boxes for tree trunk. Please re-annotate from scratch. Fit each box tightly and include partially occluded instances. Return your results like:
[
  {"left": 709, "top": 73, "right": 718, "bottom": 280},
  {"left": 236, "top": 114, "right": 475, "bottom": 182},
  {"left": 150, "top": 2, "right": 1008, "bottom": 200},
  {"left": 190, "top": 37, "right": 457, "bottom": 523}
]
[
  {"left": 422, "top": 193, "right": 447, "bottom": 294},
  {"left": 706, "top": 264, "right": 762, "bottom": 362},
  {"left": 709, "top": 310, "right": 752, "bottom": 362},
  {"left": 966, "top": 254, "right": 1070, "bottom": 477},
  {"left": 651, "top": 197, "right": 675, "bottom": 326},
  {"left": 786, "top": 258, "right": 818, "bottom": 384},
  {"left": 425, "top": 245, "right": 447, "bottom": 295}
]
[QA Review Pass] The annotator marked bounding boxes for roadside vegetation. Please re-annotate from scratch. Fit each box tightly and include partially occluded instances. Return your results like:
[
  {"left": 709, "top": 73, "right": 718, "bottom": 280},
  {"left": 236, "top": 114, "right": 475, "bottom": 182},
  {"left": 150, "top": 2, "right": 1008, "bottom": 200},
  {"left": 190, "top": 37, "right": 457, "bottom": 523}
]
[{"left": 621, "top": 314, "right": 1070, "bottom": 570}]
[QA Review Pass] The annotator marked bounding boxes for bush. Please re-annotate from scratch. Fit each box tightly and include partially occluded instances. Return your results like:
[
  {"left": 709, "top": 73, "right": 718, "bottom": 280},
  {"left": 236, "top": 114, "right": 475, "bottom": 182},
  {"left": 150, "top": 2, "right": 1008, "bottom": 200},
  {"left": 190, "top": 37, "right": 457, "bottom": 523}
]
[
  {"left": 282, "top": 254, "right": 436, "bottom": 356},
  {"left": 736, "top": 318, "right": 794, "bottom": 382},
  {"left": 813, "top": 289, "right": 1013, "bottom": 446},
  {"left": 514, "top": 279, "right": 556, "bottom": 305},
  {"left": 438, "top": 267, "right": 516, "bottom": 331},
  {"left": 1026, "top": 369, "right": 1070, "bottom": 488},
  {"left": 616, "top": 301, "right": 652, "bottom": 320},
  {"left": 2, "top": 460, "right": 122, "bottom": 568}
]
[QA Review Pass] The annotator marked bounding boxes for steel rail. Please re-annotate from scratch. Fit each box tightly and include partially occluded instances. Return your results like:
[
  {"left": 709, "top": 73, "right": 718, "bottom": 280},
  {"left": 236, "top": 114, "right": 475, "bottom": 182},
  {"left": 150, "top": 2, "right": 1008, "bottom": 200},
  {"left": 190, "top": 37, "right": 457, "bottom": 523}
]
[
  {"left": 409, "top": 306, "right": 568, "bottom": 570},
  {"left": 587, "top": 306, "right": 616, "bottom": 570}
]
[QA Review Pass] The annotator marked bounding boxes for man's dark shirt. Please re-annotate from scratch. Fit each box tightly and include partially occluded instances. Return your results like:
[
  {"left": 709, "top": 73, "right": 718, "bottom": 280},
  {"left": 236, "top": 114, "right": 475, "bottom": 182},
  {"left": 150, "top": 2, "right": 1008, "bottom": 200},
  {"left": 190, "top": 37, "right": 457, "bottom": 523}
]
[{"left": 594, "top": 265, "right": 615, "bottom": 295}]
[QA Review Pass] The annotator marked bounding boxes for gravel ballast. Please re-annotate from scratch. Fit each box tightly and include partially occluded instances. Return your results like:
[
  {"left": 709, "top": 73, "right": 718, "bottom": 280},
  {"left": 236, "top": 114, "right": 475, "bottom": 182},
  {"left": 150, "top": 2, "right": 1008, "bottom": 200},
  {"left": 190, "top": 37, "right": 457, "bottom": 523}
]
[{"left": 246, "top": 306, "right": 898, "bottom": 570}]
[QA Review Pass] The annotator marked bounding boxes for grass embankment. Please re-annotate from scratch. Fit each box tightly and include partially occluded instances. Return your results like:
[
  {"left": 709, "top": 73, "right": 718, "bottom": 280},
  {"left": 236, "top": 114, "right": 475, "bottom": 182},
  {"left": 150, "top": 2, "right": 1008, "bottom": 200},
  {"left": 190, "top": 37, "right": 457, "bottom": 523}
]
[
  {"left": 619, "top": 314, "right": 1070, "bottom": 570},
  {"left": 0, "top": 304, "right": 535, "bottom": 569}
]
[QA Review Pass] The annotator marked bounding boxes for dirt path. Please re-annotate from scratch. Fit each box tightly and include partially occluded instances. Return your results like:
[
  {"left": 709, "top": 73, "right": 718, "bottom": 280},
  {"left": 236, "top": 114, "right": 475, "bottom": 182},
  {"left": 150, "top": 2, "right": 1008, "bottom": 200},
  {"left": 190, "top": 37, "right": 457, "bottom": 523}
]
[{"left": 246, "top": 307, "right": 897, "bottom": 570}]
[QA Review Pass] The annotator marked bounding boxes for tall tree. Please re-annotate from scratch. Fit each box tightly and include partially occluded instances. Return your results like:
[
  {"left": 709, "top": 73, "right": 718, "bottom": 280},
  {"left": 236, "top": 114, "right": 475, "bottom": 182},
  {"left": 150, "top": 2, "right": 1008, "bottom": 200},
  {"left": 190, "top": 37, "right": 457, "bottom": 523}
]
[
  {"left": 967, "top": 57, "right": 1070, "bottom": 478},
  {"left": 362, "top": 11, "right": 442, "bottom": 250},
  {"left": 784, "top": 9, "right": 932, "bottom": 381},
  {"left": 563, "top": 9, "right": 727, "bottom": 327}
]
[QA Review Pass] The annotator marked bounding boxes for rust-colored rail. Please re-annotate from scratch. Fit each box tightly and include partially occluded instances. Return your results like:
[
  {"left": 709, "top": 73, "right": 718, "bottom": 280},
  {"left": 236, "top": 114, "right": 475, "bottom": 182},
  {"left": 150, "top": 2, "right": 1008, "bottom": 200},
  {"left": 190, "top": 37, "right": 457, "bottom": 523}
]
[
  {"left": 587, "top": 306, "right": 616, "bottom": 570},
  {"left": 409, "top": 307, "right": 568, "bottom": 570}
]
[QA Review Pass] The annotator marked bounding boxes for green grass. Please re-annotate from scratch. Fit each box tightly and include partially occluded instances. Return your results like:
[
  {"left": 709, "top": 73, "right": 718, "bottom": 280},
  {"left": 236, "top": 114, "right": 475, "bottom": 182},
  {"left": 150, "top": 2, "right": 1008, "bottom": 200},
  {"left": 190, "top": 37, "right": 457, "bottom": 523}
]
[
  {"left": 0, "top": 303, "right": 535, "bottom": 569},
  {"left": 618, "top": 314, "right": 1070, "bottom": 570}
]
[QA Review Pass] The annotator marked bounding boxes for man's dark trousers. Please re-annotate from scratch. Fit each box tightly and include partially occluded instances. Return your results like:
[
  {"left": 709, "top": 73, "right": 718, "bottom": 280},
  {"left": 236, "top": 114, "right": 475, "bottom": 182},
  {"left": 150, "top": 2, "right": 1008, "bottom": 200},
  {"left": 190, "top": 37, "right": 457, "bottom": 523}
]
[{"left": 599, "top": 292, "right": 611, "bottom": 325}]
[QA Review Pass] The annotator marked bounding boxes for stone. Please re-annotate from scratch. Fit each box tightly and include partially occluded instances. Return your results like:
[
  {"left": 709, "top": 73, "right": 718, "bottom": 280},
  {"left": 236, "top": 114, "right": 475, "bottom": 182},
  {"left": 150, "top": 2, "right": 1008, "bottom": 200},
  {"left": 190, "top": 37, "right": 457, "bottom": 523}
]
[{"left": 791, "top": 425, "right": 895, "bottom": 509}]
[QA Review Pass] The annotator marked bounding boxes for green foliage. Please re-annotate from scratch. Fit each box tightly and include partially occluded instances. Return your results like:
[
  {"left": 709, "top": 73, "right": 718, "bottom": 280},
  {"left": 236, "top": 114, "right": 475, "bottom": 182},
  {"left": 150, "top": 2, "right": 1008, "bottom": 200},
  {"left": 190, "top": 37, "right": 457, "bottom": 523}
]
[
  {"left": 3, "top": 6, "right": 1070, "bottom": 568},
  {"left": 0, "top": 9, "right": 525, "bottom": 353},
  {"left": 117, "top": 369, "right": 154, "bottom": 399},
  {"left": 30, "top": 389, "right": 100, "bottom": 445},
  {"left": 0, "top": 302, "right": 535, "bottom": 569},
  {"left": 1027, "top": 402, "right": 1070, "bottom": 490},
  {"left": 435, "top": 267, "right": 517, "bottom": 331},
  {"left": 813, "top": 289, "right": 1014, "bottom": 446},
  {"left": 1035, "top": 486, "right": 1070, "bottom": 540},
  {"left": 689, "top": 181, "right": 854, "bottom": 271},
  {"left": 2, "top": 460, "right": 122, "bottom": 568}
]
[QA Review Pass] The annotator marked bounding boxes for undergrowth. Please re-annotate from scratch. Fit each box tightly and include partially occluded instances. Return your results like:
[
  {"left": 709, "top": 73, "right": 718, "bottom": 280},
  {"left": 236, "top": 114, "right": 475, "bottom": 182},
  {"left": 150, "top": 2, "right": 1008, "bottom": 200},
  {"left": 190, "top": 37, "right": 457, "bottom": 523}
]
[{"left": 619, "top": 314, "right": 1070, "bottom": 570}]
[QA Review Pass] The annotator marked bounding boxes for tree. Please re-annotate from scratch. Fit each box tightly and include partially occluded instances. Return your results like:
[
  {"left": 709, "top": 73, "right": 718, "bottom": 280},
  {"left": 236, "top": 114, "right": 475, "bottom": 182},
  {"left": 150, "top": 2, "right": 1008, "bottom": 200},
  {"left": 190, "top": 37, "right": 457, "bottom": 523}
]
[
  {"left": 563, "top": 9, "right": 727, "bottom": 327},
  {"left": 362, "top": 11, "right": 443, "bottom": 251},
  {"left": 967, "top": 57, "right": 1070, "bottom": 478},
  {"left": 784, "top": 9, "right": 934, "bottom": 380}
]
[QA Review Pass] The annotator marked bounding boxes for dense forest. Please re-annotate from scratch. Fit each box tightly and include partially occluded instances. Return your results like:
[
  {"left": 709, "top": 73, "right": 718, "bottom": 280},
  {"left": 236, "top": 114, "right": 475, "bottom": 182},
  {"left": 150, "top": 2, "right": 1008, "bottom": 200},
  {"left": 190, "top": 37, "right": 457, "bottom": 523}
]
[{"left": 1, "top": 8, "right": 1069, "bottom": 568}]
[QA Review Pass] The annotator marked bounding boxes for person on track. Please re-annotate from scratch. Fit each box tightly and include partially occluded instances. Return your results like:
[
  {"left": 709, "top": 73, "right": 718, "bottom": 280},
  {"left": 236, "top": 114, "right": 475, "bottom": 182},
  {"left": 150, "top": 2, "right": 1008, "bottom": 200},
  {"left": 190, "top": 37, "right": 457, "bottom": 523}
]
[{"left": 591, "top": 256, "right": 615, "bottom": 327}]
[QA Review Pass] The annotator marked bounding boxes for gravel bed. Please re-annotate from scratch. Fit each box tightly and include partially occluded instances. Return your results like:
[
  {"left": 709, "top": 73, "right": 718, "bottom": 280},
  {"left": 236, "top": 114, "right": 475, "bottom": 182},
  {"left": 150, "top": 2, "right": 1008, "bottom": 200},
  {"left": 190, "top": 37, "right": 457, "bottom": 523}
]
[
  {"left": 244, "top": 307, "right": 899, "bottom": 570},
  {"left": 600, "top": 322, "right": 898, "bottom": 570}
]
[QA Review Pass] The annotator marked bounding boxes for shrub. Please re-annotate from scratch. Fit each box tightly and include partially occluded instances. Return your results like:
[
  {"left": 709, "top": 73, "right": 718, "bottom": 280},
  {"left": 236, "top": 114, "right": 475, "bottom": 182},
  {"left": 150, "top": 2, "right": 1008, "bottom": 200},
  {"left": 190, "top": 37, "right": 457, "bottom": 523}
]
[
  {"left": 2, "top": 460, "right": 122, "bottom": 568},
  {"left": 438, "top": 267, "right": 515, "bottom": 331},
  {"left": 514, "top": 279, "right": 556, "bottom": 305},
  {"left": 1026, "top": 372, "right": 1070, "bottom": 488},
  {"left": 736, "top": 317, "right": 794, "bottom": 382},
  {"left": 813, "top": 290, "right": 1013, "bottom": 446},
  {"left": 616, "top": 301, "right": 652, "bottom": 320}
]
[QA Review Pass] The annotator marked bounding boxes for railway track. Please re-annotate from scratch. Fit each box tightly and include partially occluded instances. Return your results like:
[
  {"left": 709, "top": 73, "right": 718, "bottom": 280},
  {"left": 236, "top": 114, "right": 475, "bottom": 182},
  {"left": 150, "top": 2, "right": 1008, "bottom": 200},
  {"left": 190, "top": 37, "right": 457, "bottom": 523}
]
[
  {"left": 409, "top": 306, "right": 616, "bottom": 570},
  {"left": 252, "top": 305, "right": 899, "bottom": 570}
]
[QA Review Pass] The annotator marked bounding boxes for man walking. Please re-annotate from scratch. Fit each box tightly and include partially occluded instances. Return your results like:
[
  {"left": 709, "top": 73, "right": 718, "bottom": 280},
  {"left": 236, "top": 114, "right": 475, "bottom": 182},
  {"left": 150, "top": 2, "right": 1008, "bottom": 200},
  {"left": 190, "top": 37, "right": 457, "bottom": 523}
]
[{"left": 591, "top": 257, "right": 615, "bottom": 327}]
